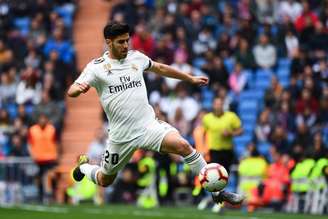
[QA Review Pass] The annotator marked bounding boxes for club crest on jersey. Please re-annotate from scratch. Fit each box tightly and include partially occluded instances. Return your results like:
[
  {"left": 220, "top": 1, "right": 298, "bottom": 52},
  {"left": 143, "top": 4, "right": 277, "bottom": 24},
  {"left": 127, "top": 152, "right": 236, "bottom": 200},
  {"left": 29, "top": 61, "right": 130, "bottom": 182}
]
[
  {"left": 131, "top": 64, "right": 138, "bottom": 72},
  {"left": 104, "top": 63, "right": 112, "bottom": 75}
]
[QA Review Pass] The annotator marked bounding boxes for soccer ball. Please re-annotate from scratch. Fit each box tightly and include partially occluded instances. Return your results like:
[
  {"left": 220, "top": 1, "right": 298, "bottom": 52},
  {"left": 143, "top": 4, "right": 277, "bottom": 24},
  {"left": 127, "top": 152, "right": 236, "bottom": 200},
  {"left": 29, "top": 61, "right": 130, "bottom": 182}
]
[{"left": 198, "top": 163, "right": 229, "bottom": 192}]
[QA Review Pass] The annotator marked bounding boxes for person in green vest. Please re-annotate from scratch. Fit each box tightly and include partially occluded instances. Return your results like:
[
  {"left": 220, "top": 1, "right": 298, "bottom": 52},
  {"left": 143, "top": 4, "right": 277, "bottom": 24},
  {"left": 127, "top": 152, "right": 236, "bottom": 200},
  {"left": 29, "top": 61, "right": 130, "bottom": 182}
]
[
  {"left": 137, "top": 151, "right": 158, "bottom": 208},
  {"left": 67, "top": 170, "right": 98, "bottom": 205},
  {"left": 288, "top": 152, "right": 316, "bottom": 213}
]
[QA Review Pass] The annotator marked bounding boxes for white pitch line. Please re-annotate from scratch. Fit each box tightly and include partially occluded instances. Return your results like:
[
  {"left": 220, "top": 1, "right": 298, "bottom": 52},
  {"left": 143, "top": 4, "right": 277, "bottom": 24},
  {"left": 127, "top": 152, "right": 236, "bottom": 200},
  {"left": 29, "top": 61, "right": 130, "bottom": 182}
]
[{"left": 2, "top": 204, "right": 68, "bottom": 213}]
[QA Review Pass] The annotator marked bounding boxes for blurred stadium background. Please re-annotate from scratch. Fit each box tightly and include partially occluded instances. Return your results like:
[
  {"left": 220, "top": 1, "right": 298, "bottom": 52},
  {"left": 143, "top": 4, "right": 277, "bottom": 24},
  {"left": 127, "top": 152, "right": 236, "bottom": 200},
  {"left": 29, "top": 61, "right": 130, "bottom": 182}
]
[{"left": 0, "top": 0, "right": 327, "bottom": 218}]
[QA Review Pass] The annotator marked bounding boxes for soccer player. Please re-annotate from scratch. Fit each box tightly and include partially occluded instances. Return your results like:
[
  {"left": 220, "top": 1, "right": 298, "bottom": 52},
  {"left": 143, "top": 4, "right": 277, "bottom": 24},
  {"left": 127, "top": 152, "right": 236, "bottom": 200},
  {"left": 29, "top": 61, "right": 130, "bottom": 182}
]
[{"left": 67, "top": 22, "right": 244, "bottom": 205}]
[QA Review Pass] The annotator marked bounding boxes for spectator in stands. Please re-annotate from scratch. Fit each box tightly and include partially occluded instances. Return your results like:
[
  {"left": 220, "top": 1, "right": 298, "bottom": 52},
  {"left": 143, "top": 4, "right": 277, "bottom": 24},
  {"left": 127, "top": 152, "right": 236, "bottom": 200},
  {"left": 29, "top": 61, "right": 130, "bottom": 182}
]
[
  {"left": 28, "top": 113, "right": 58, "bottom": 202},
  {"left": 131, "top": 22, "right": 155, "bottom": 58},
  {"left": 277, "top": 0, "right": 303, "bottom": 22},
  {"left": 0, "top": 39, "right": 13, "bottom": 68},
  {"left": 166, "top": 49, "right": 192, "bottom": 90},
  {"left": 235, "top": 38, "right": 255, "bottom": 69},
  {"left": 284, "top": 29, "right": 299, "bottom": 58},
  {"left": 33, "top": 91, "right": 62, "bottom": 133},
  {"left": 255, "top": 110, "right": 272, "bottom": 143},
  {"left": 293, "top": 122, "right": 312, "bottom": 151},
  {"left": 253, "top": 34, "right": 277, "bottom": 69},
  {"left": 316, "top": 95, "right": 328, "bottom": 129},
  {"left": 308, "top": 132, "right": 328, "bottom": 160},
  {"left": 28, "top": 17, "right": 47, "bottom": 47},
  {"left": 153, "top": 35, "right": 174, "bottom": 64},
  {"left": 148, "top": 8, "right": 166, "bottom": 39},
  {"left": 15, "top": 67, "right": 42, "bottom": 105},
  {"left": 295, "top": 88, "right": 319, "bottom": 115},
  {"left": 16, "top": 104, "right": 32, "bottom": 127},
  {"left": 24, "top": 46, "right": 41, "bottom": 69},
  {"left": 87, "top": 128, "right": 107, "bottom": 163},
  {"left": 43, "top": 28, "right": 74, "bottom": 64},
  {"left": 193, "top": 27, "right": 217, "bottom": 56},
  {"left": 254, "top": 0, "right": 277, "bottom": 24},
  {"left": 203, "top": 97, "right": 243, "bottom": 171},
  {"left": 170, "top": 107, "right": 190, "bottom": 139},
  {"left": 309, "top": 22, "right": 328, "bottom": 57},
  {"left": 264, "top": 76, "right": 283, "bottom": 109},
  {"left": 0, "top": 69, "right": 17, "bottom": 105},
  {"left": 269, "top": 124, "right": 290, "bottom": 154},
  {"left": 294, "top": 0, "right": 319, "bottom": 33},
  {"left": 8, "top": 134, "right": 27, "bottom": 157},
  {"left": 201, "top": 55, "right": 229, "bottom": 89},
  {"left": 274, "top": 101, "right": 296, "bottom": 133},
  {"left": 216, "top": 32, "right": 231, "bottom": 58},
  {"left": 228, "top": 62, "right": 247, "bottom": 96}
]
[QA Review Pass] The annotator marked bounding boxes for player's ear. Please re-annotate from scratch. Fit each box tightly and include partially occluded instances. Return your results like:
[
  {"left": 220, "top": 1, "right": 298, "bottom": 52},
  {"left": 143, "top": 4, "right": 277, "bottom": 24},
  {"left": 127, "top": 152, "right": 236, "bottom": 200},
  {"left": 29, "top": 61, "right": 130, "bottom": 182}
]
[{"left": 105, "top": 38, "right": 112, "bottom": 47}]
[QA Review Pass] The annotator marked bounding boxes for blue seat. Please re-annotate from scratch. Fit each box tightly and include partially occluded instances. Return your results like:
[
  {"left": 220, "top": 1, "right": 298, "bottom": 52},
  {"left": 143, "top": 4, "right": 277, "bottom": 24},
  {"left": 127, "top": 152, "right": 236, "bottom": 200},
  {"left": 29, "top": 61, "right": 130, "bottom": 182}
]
[
  {"left": 224, "top": 57, "right": 235, "bottom": 73},
  {"left": 277, "top": 68, "right": 290, "bottom": 77},
  {"left": 6, "top": 103, "right": 18, "bottom": 119},
  {"left": 278, "top": 58, "right": 291, "bottom": 69},
  {"left": 256, "top": 69, "right": 273, "bottom": 78},
  {"left": 243, "top": 123, "right": 255, "bottom": 135},
  {"left": 278, "top": 75, "right": 290, "bottom": 88},
  {"left": 239, "top": 90, "right": 264, "bottom": 101},
  {"left": 240, "top": 113, "right": 257, "bottom": 124},
  {"left": 234, "top": 144, "right": 247, "bottom": 160},
  {"left": 234, "top": 134, "right": 252, "bottom": 149},
  {"left": 244, "top": 69, "right": 255, "bottom": 88},
  {"left": 25, "top": 105, "right": 34, "bottom": 115},
  {"left": 255, "top": 79, "right": 271, "bottom": 90},
  {"left": 14, "top": 17, "right": 31, "bottom": 36},
  {"left": 192, "top": 58, "right": 206, "bottom": 69},
  {"left": 202, "top": 88, "right": 214, "bottom": 101},
  {"left": 255, "top": 69, "right": 273, "bottom": 90},
  {"left": 257, "top": 142, "right": 271, "bottom": 157},
  {"left": 238, "top": 100, "right": 258, "bottom": 113},
  {"left": 202, "top": 99, "right": 212, "bottom": 111}
]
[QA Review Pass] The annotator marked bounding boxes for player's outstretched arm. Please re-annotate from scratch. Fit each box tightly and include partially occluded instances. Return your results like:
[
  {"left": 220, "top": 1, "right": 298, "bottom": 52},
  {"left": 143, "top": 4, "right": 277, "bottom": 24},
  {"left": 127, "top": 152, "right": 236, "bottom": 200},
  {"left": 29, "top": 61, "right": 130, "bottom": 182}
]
[
  {"left": 149, "top": 61, "right": 209, "bottom": 86},
  {"left": 67, "top": 82, "right": 90, "bottom": 97}
]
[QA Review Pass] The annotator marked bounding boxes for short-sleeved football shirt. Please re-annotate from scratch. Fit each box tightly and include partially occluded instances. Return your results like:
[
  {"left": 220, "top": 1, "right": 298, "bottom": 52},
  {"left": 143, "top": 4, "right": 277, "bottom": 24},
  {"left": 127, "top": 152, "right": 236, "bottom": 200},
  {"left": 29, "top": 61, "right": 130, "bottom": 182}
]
[
  {"left": 75, "top": 50, "right": 155, "bottom": 144},
  {"left": 202, "top": 112, "right": 242, "bottom": 150}
]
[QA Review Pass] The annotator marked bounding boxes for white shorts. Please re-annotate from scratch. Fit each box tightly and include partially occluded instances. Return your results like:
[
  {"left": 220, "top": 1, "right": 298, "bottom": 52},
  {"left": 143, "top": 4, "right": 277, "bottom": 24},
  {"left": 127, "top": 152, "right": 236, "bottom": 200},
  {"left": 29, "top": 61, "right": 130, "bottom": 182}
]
[{"left": 100, "top": 119, "right": 177, "bottom": 175}]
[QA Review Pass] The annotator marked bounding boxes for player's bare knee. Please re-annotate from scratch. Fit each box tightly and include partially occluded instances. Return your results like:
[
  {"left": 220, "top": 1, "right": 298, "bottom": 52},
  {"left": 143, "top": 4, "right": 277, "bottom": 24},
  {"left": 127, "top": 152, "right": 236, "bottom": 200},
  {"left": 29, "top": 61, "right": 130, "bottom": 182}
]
[{"left": 97, "top": 173, "right": 114, "bottom": 187}]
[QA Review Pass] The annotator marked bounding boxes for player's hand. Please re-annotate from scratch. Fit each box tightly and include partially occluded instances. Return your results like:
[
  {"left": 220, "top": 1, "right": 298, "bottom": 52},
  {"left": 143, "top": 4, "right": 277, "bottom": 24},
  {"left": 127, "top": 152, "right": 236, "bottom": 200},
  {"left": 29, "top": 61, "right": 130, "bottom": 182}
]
[
  {"left": 77, "top": 82, "right": 90, "bottom": 93},
  {"left": 222, "top": 130, "right": 232, "bottom": 137},
  {"left": 190, "top": 75, "right": 209, "bottom": 86}
]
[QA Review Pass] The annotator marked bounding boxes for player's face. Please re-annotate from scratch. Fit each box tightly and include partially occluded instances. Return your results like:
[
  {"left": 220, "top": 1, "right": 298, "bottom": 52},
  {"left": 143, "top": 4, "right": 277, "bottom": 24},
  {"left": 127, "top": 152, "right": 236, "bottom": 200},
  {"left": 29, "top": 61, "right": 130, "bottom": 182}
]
[
  {"left": 109, "top": 33, "right": 129, "bottom": 59},
  {"left": 213, "top": 98, "right": 223, "bottom": 113}
]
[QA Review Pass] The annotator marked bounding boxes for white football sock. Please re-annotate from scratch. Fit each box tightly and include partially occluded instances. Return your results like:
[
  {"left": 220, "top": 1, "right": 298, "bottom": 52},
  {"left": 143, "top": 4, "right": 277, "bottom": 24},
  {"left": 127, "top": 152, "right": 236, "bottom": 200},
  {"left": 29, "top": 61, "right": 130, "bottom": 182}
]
[
  {"left": 184, "top": 149, "right": 207, "bottom": 175},
  {"left": 80, "top": 163, "right": 101, "bottom": 184}
]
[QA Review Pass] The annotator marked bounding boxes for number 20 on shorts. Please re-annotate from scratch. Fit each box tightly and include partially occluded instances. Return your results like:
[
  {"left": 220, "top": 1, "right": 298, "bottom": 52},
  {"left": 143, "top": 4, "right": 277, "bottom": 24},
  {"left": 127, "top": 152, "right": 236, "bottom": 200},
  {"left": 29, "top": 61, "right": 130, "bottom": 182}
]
[{"left": 104, "top": 150, "right": 119, "bottom": 165}]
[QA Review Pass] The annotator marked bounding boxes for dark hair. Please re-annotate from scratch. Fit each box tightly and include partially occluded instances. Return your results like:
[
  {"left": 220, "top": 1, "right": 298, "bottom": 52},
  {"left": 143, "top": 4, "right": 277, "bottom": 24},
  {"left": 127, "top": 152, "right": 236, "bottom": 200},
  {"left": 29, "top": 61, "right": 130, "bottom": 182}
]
[{"left": 103, "top": 22, "right": 130, "bottom": 39}]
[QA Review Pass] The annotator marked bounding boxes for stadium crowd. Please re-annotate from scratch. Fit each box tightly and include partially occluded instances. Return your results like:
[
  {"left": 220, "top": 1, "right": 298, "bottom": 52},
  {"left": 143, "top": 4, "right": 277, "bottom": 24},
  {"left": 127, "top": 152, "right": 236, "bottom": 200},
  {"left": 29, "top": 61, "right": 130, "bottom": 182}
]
[
  {"left": 0, "top": 0, "right": 77, "bottom": 202},
  {"left": 0, "top": 0, "right": 328, "bottom": 214}
]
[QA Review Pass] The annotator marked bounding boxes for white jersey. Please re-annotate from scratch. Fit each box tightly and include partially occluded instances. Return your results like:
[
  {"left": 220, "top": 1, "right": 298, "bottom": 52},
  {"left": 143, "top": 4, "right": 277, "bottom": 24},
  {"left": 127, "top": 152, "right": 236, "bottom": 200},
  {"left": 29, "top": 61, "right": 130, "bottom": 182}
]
[{"left": 75, "top": 50, "right": 156, "bottom": 144}]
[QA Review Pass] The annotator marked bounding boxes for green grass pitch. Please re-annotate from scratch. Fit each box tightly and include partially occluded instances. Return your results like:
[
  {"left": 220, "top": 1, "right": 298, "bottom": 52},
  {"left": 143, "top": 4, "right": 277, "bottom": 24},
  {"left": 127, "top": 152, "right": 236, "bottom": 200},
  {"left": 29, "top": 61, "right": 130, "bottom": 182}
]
[{"left": 0, "top": 204, "right": 326, "bottom": 219}]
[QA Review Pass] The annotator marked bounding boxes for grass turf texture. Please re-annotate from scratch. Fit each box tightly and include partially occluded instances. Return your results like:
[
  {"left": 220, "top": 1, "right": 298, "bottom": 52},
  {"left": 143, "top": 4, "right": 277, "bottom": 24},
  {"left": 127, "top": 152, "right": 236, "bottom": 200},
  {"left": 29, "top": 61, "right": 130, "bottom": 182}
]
[{"left": 0, "top": 204, "right": 326, "bottom": 219}]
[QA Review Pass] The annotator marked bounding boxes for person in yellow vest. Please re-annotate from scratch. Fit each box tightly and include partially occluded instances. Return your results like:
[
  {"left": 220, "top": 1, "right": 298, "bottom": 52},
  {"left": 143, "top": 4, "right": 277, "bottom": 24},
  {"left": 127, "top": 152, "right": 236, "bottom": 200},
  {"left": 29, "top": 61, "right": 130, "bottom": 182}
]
[
  {"left": 238, "top": 144, "right": 268, "bottom": 199},
  {"left": 28, "top": 113, "right": 58, "bottom": 203},
  {"left": 202, "top": 97, "right": 243, "bottom": 171}
]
